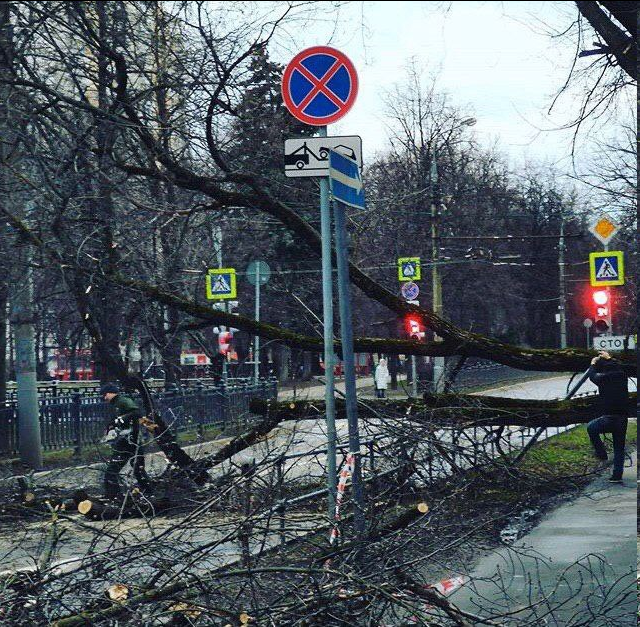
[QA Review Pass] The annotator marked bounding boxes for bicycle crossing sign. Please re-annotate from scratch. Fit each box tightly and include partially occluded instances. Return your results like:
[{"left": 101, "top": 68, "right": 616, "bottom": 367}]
[
  {"left": 589, "top": 251, "right": 624, "bottom": 286},
  {"left": 398, "top": 257, "right": 421, "bottom": 282},
  {"left": 206, "top": 268, "right": 237, "bottom": 300}
]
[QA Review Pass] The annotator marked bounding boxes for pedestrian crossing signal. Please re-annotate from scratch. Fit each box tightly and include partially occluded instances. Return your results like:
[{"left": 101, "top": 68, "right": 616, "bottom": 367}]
[
  {"left": 398, "top": 257, "right": 421, "bottom": 282},
  {"left": 589, "top": 251, "right": 624, "bottom": 286},
  {"left": 405, "top": 314, "right": 425, "bottom": 340},
  {"left": 206, "top": 268, "right": 237, "bottom": 300}
]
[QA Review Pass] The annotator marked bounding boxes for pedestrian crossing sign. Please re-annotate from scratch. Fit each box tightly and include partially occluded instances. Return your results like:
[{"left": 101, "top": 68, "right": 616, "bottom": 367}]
[
  {"left": 589, "top": 251, "right": 624, "bottom": 286},
  {"left": 398, "top": 257, "right": 421, "bottom": 282},
  {"left": 206, "top": 268, "right": 237, "bottom": 300}
]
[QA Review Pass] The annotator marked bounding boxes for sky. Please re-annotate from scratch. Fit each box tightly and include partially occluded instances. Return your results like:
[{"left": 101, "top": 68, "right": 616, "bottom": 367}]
[{"left": 268, "top": 1, "right": 633, "bottom": 178}]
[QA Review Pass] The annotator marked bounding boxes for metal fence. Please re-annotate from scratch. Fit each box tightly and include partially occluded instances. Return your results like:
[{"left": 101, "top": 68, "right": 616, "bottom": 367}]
[
  {"left": 0, "top": 379, "right": 277, "bottom": 457},
  {"left": 3, "top": 377, "right": 260, "bottom": 404}
]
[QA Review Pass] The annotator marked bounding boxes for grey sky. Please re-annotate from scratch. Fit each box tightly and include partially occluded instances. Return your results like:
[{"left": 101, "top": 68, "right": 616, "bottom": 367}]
[{"left": 270, "top": 1, "right": 632, "bottom": 176}]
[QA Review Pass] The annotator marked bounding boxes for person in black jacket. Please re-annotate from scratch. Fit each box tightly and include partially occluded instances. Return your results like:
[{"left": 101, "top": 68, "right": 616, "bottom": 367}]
[
  {"left": 586, "top": 352, "right": 629, "bottom": 483},
  {"left": 101, "top": 383, "right": 150, "bottom": 500}
]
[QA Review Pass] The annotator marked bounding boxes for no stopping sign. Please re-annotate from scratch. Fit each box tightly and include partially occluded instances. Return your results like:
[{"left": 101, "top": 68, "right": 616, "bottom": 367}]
[{"left": 281, "top": 46, "right": 358, "bottom": 126}]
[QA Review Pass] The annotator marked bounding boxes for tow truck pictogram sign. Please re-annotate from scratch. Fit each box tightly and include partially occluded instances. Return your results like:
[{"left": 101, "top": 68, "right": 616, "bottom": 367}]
[{"left": 284, "top": 135, "right": 362, "bottom": 178}]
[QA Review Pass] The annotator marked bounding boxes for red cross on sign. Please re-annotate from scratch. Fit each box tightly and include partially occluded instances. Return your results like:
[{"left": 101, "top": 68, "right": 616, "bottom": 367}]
[{"left": 281, "top": 46, "right": 358, "bottom": 126}]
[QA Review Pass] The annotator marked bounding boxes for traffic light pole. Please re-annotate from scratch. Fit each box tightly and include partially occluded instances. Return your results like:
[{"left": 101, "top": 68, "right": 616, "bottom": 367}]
[
  {"left": 603, "top": 242, "right": 613, "bottom": 336},
  {"left": 318, "top": 126, "right": 337, "bottom": 521},
  {"left": 431, "top": 152, "right": 445, "bottom": 393},
  {"left": 411, "top": 355, "right": 418, "bottom": 397},
  {"left": 253, "top": 265, "right": 260, "bottom": 384},
  {"left": 213, "top": 226, "right": 228, "bottom": 385},
  {"left": 558, "top": 214, "right": 567, "bottom": 348}
]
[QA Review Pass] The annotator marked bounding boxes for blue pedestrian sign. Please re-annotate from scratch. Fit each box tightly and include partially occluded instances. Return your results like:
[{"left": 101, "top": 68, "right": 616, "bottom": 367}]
[
  {"left": 589, "top": 251, "right": 624, "bottom": 286},
  {"left": 206, "top": 268, "right": 237, "bottom": 300},
  {"left": 397, "top": 257, "right": 421, "bottom": 282},
  {"left": 281, "top": 46, "right": 359, "bottom": 126},
  {"left": 401, "top": 281, "right": 420, "bottom": 301},
  {"left": 329, "top": 149, "right": 365, "bottom": 209}
]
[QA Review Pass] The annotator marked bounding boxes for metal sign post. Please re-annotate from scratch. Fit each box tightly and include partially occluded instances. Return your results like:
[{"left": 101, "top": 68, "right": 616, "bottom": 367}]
[
  {"left": 316, "top": 126, "right": 338, "bottom": 519},
  {"left": 247, "top": 261, "right": 271, "bottom": 384},
  {"left": 282, "top": 47, "right": 360, "bottom": 531},
  {"left": 583, "top": 318, "right": 593, "bottom": 349},
  {"left": 329, "top": 149, "right": 367, "bottom": 536},
  {"left": 332, "top": 197, "right": 366, "bottom": 537}
]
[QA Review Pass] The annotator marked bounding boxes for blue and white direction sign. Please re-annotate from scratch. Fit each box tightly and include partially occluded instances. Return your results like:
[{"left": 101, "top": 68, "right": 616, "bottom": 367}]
[
  {"left": 401, "top": 281, "right": 420, "bottom": 301},
  {"left": 328, "top": 149, "right": 365, "bottom": 209},
  {"left": 281, "top": 46, "right": 358, "bottom": 126},
  {"left": 206, "top": 268, "right": 237, "bottom": 300},
  {"left": 589, "top": 251, "right": 624, "bottom": 286}
]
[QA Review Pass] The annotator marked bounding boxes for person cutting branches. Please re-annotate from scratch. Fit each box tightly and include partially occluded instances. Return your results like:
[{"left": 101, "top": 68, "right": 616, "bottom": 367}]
[
  {"left": 586, "top": 352, "right": 630, "bottom": 484},
  {"left": 101, "top": 383, "right": 151, "bottom": 501},
  {"left": 101, "top": 383, "right": 210, "bottom": 501}
]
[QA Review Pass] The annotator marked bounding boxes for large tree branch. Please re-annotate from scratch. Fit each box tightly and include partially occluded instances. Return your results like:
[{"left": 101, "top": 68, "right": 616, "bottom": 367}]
[
  {"left": 576, "top": 1, "right": 636, "bottom": 78},
  {"left": 1, "top": 202, "right": 634, "bottom": 374},
  {"left": 248, "top": 393, "right": 637, "bottom": 428},
  {"left": 0, "top": 42, "right": 633, "bottom": 373}
]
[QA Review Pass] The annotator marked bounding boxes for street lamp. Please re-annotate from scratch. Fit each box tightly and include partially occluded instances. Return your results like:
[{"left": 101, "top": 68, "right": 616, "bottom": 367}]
[{"left": 431, "top": 117, "right": 476, "bottom": 393}]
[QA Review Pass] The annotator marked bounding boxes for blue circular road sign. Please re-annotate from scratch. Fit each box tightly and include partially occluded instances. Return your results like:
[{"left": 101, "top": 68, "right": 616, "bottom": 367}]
[{"left": 401, "top": 282, "right": 420, "bottom": 301}]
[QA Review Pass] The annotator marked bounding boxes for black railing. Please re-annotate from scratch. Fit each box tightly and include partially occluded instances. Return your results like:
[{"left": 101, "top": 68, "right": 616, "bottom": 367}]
[{"left": 0, "top": 379, "right": 277, "bottom": 457}]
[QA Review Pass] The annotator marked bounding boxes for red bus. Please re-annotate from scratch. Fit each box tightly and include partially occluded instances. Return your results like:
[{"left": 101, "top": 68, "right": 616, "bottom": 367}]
[{"left": 52, "top": 349, "right": 95, "bottom": 380}]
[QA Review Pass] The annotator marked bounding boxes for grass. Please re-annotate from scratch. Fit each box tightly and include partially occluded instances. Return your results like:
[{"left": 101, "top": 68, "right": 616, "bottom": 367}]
[
  {"left": 521, "top": 420, "right": 637, "bottom": 479},
  {"left": 176, "top": 424, "right": 223, "bottom": 446}
]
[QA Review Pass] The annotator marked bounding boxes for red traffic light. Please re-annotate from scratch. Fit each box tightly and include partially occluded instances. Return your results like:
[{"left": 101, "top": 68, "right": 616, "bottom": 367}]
[
  {"left": 592, "top": 290, "right": 608, "bottom": 306},
  {"left": 404, "top": 315, "right": 425, "bottom": 341},
  {"left": 405, "top": 315, "right": 421, "bottom": 335}
]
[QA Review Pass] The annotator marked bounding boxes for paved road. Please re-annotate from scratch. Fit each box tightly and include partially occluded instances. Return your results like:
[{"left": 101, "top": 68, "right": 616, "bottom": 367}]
[
  {"left": 279, "top": 374, "right": 401, "bottom": 400},
  {"left": 476, "top": 373, "right": 599, "bottom": 400}
]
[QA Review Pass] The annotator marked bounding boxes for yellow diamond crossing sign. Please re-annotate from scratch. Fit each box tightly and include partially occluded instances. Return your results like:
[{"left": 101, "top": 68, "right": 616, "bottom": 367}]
[{"left": 588, "top": 213, "right": 619, "bottom": 245}]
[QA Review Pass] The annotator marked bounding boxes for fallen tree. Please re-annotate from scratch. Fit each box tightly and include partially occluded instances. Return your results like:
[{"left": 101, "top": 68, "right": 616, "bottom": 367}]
[
  {"left": 248, "top": 393, "right": 637, "bottom": 428},
  {"left": 2, "top": 201, "right": 636, "bottom": 377}
]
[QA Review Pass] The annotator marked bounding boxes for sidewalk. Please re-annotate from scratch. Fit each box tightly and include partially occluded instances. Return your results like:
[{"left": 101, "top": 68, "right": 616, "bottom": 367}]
[
  {"left": 449, "top": 449, "right": 637, "bottom": 625},
  {"left": 279, "top": 375, "right": 371, "bottom": 400},
  {"left": 278, "top": 374, "right": 408, "bottom": 400}
]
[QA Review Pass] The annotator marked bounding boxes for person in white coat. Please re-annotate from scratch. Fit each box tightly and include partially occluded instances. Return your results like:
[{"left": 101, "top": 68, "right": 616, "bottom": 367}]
[{"left": 374, "top": 358, "right": 390, "bottom": 398}]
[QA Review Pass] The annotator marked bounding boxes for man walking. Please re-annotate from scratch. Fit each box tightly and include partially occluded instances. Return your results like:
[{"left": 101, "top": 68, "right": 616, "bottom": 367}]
[
  {"left": 101, "top": 383, "right": 150, "bottom": 500},
  {"left": 586, "top": 352, "right": 630, "bottom": 484}
]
